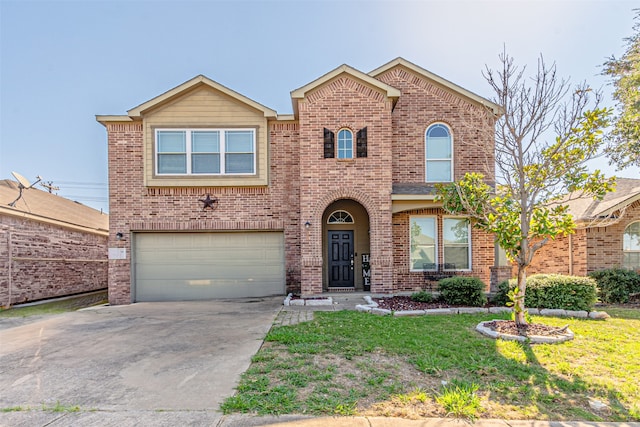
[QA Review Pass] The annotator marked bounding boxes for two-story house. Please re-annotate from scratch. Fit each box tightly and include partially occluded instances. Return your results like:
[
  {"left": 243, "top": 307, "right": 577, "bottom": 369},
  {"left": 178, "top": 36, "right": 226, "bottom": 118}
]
[{"left": 97, "top": 58, "right": 501, "bottom": 304}]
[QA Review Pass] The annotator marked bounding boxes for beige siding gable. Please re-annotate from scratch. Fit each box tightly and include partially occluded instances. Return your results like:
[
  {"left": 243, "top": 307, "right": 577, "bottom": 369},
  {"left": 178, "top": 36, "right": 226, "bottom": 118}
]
[{"left": 144, "top": 86, "right": 269, "bottom": 187}]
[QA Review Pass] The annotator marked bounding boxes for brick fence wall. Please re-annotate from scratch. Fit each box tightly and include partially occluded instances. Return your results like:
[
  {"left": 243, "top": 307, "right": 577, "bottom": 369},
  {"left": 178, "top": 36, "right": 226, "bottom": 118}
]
[{"left": 0, "top": 216, "right": 107, "bottom": 306}]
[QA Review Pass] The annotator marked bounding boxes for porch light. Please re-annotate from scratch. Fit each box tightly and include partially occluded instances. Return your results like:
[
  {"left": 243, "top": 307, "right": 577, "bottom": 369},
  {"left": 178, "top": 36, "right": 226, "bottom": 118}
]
[{"left": 304, "top": 221, "right": 311, "bottom": 229}]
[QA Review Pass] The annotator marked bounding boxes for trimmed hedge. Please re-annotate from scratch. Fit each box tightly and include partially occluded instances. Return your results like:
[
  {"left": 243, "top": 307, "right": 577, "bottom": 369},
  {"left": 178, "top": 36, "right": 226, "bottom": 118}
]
[
  {"left": 438, "top": 277, "right": 487, "bottom": 307},
  {"left": 588, "top": 268, "right": 640, "bottom": 304},
  {"left": 493, "top": 274, "right": 598, "bottom": 311}
]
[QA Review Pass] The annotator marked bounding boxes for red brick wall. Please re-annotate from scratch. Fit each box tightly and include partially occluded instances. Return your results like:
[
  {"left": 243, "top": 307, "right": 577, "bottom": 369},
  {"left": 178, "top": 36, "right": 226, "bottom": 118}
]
[
  {"left": 514, "top": 199, "right": 640, "bottom": 277},
  {"left": 585, "top": 199, "right": 640, "bottom": 272},
  {"left": 0, "top": 216, "right": 107, "bottom": 306},
  {"left": 376, "top": 66, "right": 496, "bottom": 183},
  {"left": 105, "top": 121, "right": 302, "bottom": 304},
  {"left": 392, "top": 209, "right": 494, "bottom": 291},
  {"left": 296, "top": 76, "right": 394, "bottom": 294}
]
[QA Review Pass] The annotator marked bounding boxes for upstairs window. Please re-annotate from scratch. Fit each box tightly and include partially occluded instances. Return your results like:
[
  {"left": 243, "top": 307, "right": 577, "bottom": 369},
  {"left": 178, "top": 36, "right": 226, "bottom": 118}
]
[
  {"left": 624, "top": 221, "right": 640, "bottom": 269},
  {"left": 337, "top": 129, "right": 353, "bottom": 159},
  {"left": 425, "top": 124, "right": 452, "bottom": 182},
  {"left": 156, "top": 129, "right": 255, "bottom": 175}
]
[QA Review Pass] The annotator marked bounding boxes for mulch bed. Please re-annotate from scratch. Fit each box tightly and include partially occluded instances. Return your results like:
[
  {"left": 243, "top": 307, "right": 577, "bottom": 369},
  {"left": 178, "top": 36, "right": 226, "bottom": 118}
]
[
  {"left": 374, "top": 296, "right": 567, "bottom": 337},
  {"left": 483, "top": 320, "right": 569, "bottom": 337},
  {"left": 373, "top": 296, "right": 472, "bottom": 311}
]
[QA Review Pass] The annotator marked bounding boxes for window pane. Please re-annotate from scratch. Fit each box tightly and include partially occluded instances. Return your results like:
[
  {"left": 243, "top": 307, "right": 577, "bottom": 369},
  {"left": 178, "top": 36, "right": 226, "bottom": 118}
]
[
  {"left": 443, "top": 218, "right": 469, "bottom": 244},
  {"left": 427, "top": 124, "right": 449, "bottom": 138},
  {"left": 624, "top": 222, "right": 640, "bottom": 251},
  {"left": 158, "top": 154, "right": 186, "bottom": 173},
  {"left": 444, "top": 247, "right": 469, "bottom": 269},
  {"left": 426, "top": 137, "right": 452, "bottom": 158},
  {"left": 426, "top": 160, "right": 451, "bottom": 182},
  {"left": 192, "top": 153, "right": 220, "bottom": 173},
  {"left": 338, "top": 147, "right": 353, "bottom": 159},
  {"left": 624, "top": 252, "right": 640, "bottom": 269},
  {"left": 158, "top": 131, "right": 186, "bottom": 152},
  {"left": 225, "top": 131, "right": 254, "bottom": 152},
  {"left": 192, "top": 131, "right": 219, "bottom": 153},
  {"left": 410, "top": 217, "right": 436, "bottom": 270},
  {"left": 337, "top": 129, "right": 353, "bottom": 159},
  {"left": 225, "top": 153, "right": 254, "bottom": 173}
]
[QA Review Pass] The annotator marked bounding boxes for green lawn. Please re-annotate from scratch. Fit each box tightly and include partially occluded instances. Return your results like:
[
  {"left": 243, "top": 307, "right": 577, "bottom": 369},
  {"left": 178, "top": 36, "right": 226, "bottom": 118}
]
[
  {"left": 0, "top": 293, "right": 107, "bottom": 318},
  {"left": 222, "top": 308, "right": 640, "bottom": 421}
]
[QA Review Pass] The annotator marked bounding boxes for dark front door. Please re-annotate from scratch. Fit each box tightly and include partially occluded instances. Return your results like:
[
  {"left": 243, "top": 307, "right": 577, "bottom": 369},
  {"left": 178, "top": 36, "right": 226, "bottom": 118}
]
[{"left": 328, "top": 230, "right": 354, "bottom": 288}]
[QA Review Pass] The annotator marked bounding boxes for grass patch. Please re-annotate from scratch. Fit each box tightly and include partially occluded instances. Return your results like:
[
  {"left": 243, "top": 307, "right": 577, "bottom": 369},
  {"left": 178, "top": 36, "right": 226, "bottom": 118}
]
[
  {"left": 437, "top": 380, "right": 483, "bottom": 420},
  {"left": 223, "top": 308, "right": 640, "bottom": 421},
  {"left": 0, "top": 293, "right": 107, "bottom": 318}
]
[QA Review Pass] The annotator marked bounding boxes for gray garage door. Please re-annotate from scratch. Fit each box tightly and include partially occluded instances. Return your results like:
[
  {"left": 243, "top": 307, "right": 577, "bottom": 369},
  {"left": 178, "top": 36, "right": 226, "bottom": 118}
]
[{"left": 133, "top": 232, "right": 285, "bottom": 301}]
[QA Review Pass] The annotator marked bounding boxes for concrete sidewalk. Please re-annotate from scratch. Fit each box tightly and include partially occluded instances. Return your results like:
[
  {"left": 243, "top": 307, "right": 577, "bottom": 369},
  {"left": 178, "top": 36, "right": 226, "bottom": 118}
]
[{"left": 1, "top": 412, "right": 638, "bottom": 426}]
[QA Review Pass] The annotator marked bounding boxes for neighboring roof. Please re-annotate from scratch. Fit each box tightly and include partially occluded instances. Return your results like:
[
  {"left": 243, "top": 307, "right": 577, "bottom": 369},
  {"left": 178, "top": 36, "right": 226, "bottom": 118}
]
[
  {"left": 0, "top": 180, "right": 108, "bottom": 235},
  {"left": 290, "top": 64, "right": 401, "bottom": 116},
  {"left": 564, "top": 178, "right": 640, "bottom": 222},
  {"left": 97, "top": 75, "right": 277, "bottom": 125},
  {"left": 369, "top": 57, "right": 503, "bottom": 117}
]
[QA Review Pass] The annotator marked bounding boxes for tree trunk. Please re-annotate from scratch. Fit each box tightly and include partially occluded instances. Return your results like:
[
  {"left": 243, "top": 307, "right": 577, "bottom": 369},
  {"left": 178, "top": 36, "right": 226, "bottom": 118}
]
[{"left": 515, "top": 265, "right": 528, "bottom": 325}]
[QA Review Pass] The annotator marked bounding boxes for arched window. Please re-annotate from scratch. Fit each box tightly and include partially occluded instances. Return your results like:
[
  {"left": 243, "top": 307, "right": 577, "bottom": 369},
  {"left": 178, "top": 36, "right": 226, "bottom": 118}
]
[
  {"left": 624, "top": 221, "right": 640, "bottom": 269},
  {"left": 425, "top": 124, "right": 452, "bottom": 182},
  {"left": 337, "top": 129, "right": 353, "bottom": 159},
  {"left": 327, "top": 210, "right": 354, "bottom": 224}
]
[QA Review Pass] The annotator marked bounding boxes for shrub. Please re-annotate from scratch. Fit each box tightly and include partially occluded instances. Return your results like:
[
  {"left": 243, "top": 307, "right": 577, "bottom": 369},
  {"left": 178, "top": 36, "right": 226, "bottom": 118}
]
[
  {"left": 411, "top": 290, "right": 434, "bottom": 303},
  {"left": 491, "top": 280, "right": 511, "bottom": 306},
  {"left": 588, "top": 268, "right": 640, "bottom": 304},
  {"left": 438, "top": 277, "right": 487, "bottom": 307},
  {"left": 493, "top": 274, "right": 598, "bottom": 311}
]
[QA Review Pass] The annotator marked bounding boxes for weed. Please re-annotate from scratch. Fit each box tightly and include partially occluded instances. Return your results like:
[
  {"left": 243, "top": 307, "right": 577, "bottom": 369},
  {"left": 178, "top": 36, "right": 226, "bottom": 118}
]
[{"left": 436, "top": 380, "right": 483, "bottom": 420}]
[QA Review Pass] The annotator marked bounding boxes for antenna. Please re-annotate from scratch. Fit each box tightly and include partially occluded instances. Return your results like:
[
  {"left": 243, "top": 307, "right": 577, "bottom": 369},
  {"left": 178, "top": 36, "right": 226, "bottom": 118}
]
[
  {"left": 40, "top": 181, "right": 60, "bottom": 193},
  {"left": 8, "top": 172, "right": 43, "bottom": 207}
]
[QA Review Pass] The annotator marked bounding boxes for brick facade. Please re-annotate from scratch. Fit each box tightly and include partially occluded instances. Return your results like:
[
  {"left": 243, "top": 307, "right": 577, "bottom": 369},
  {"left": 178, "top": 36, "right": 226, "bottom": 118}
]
[
  {"left": 100, "top": 58, "right": 501, "bottom": 304},
  {"left": 0, "top": 216, "right": 107, "bottom": 306},
  {"left": 529, "top": 199, "right": 640, "bottom": 276}
]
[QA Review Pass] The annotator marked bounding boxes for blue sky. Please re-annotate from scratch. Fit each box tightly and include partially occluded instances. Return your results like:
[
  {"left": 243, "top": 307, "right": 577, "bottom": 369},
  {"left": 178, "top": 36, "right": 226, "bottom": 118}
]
[{"left": 1, "top": 0, "right": 638, "bottom": 213}]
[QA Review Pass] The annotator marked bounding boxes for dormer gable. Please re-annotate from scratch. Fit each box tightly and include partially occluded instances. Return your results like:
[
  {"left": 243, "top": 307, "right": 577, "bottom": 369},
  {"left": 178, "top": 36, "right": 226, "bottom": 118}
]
[
  {"left": 127, "top": 74, "right": 277, "bottom": 119},
  {"left": 290, "top": 64, "right": 401, "bottom": 116}
]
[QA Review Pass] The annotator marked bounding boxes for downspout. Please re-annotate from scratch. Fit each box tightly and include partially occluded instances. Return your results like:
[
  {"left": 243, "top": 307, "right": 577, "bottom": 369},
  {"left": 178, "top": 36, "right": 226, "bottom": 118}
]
[
  {"left": 7, "top": 231, "right": 12, "bottom": 308},
  {"left": 568, "top": 233, "right": 573, "bottom": 276}
]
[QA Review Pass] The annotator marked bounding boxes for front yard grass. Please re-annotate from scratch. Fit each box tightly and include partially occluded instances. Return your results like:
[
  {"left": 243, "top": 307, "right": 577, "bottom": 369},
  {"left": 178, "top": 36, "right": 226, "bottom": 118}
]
[
  {"left": 222, "top": 308, "right": 640, "bottom": 421},
  {"left": 0, "top": 292, "right": 107, "bottom": 318}
]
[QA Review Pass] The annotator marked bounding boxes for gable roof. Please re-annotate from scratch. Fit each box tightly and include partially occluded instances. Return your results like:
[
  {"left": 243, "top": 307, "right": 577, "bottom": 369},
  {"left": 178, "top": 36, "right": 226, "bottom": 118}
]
[
  {"left": 290, "top": 64, "right": 401, "bottom": 116},
  {"left": 369, "top": 57, "right": 503, "bottom": 117},
  {"left": 0, "top": 180, "right": 108, "bottom": 235},
  {"left": 98, "top": 75, "right": 277, "bottom": 124},
  {"left": 564, "top": 178, "right": 640, "bottom": 223}
]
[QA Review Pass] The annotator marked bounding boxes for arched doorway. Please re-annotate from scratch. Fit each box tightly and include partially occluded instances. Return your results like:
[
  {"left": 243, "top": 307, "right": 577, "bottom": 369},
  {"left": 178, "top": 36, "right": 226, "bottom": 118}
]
[{"left": 322, "top": 199, "right": 371, "bottom": 291}]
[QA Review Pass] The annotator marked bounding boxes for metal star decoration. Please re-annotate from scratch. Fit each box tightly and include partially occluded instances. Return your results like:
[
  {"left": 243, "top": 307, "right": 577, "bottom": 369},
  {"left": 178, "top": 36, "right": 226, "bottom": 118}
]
[{"left": 198, "top": 194, "right": 218, "bottom": 211}]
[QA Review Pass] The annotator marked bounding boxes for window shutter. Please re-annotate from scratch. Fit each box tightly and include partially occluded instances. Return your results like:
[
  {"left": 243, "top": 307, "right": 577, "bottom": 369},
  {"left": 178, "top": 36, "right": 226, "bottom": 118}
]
[
  {"left": 356, "top": 127, "right": 367, "bottom": 158},
  {"left": 323, "top": 128, "right": 335, "bottom": 158}
]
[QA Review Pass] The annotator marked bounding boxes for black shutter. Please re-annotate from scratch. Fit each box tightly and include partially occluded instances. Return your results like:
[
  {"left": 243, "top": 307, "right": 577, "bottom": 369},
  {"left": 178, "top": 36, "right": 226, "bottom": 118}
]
[
  {"left": 356, "top": 127, "right": 368, "bottom": 158},
  {"left": 323, "top": 128, "right": 335, "bottom": 158}
]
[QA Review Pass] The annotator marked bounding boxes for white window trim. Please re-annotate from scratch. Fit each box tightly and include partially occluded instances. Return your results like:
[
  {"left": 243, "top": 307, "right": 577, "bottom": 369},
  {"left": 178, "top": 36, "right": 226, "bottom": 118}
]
[
  {"left": 409, "top": 215, "right": 438, "bottom": 272},
  {"left": 337, "top": 128, "right": 354, "bottom": 159},
  {"left": 425, "top": 123, "right": 453, "bottom": 183},
  {"left": 443, "top": 216, "right": 472, "bottom": 271},
  {"left": 327, "top": 210, "right": 355, "bottom": 224},
  {"left": 155, "top": 128, "right": 256, "bottom": 176},
  {"left": 623, "top": 221, "right": 640, "bottom": 269}
]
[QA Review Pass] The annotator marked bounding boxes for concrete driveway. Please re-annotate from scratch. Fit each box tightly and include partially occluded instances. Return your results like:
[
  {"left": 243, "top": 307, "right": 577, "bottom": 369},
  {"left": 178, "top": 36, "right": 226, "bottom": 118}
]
[{"left": 0, "top": 297, "right": 282, "bottom": 425}]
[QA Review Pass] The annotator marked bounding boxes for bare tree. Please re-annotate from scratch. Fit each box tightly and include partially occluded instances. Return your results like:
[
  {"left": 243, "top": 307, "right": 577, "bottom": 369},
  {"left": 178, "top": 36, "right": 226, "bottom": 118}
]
[{"left": 438, "top": 51, "right": 614, "bottom": 325}]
